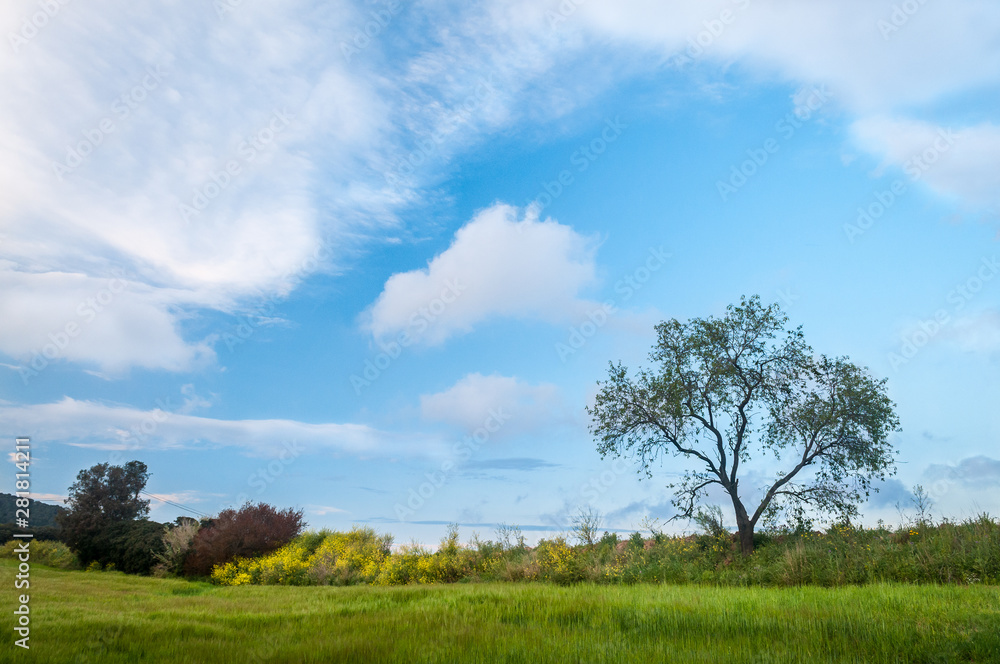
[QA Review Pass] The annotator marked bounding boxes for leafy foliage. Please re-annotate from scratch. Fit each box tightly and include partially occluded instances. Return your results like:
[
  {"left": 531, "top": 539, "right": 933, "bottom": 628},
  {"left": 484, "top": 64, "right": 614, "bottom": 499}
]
[{"left": 103, "top": 519, "right": 166, "bottom": 575}]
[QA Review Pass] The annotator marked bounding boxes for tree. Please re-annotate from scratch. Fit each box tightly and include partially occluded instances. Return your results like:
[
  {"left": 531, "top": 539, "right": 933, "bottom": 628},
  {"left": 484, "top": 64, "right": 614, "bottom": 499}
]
[
  {"left": 57, "top": 461, "right": 152, "bottom": 565},
  {"left": 184, "top": 502, "right": 305, "bottom": 577},
  {"left": 588, "top": 295, "right": 900, "bottom": 555},
  {"left": 103, "top": 519, "right": 166, "bottom": 575}
]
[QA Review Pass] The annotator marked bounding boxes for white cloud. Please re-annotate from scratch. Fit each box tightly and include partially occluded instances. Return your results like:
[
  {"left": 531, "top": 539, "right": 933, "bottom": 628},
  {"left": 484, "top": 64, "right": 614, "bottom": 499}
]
[
  {"left": 944, "top": 310, "right": 1000, "bottom": 353},
  {"left": 851, "top": 117, "right": 1000, "bottom": 207},
  {"left": 0, "top": 397, "right": 443, "bottom": 458},
  {"left": 567, "top": 0, "right": 1000, "bottom": 113},
  {"left": 306, "top": 504, "right": 349, "bottom": 516},
  {"left": 364, "top": 204, "right": 601, "bottom": 344},
  {"left": 0, "top": 269, "right": 213, "bottom": 375},
  {"left": 420, "top": 372, "right": 573, "bottom": 435}
]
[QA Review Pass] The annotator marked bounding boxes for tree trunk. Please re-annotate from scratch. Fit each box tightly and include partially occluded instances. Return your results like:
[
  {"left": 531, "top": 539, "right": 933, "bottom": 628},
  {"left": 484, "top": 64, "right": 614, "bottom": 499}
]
[
  {"left": 731, "top": 497, "right": 755, "bottom": 556},
  {"left": 737, "top": 522, "right": 754, "bottom": 556}
]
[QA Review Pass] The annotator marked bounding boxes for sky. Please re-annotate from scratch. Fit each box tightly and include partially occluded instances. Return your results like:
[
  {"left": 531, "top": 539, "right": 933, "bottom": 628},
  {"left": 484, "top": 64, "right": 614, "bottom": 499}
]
[{"left": 1, "top": 0, "right": 999, "bottom": 545}]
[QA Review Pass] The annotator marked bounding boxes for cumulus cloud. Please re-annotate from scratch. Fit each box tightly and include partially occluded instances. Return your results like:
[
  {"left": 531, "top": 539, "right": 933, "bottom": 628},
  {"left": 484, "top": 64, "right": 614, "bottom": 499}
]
[
  {"left": 420, "top": 372, "right": 574, "bottom": 435},
  {"left": 0, "top": 398, "right": 443, "bottom": 458},
  {"left": 364, "top": 204, "right": 601, "bottom": 344}
]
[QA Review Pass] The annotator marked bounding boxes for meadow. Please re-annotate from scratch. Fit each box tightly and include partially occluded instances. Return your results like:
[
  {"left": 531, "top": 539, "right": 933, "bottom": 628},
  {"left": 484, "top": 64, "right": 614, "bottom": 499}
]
[{"left": 3, "top": 558, "right": 999, "bottom": 663}]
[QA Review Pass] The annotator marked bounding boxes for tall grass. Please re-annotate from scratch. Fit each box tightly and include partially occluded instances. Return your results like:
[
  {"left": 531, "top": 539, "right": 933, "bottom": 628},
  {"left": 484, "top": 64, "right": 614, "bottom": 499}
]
[
  {"left": 210, "top": 514, "right": 1000, "bottom": 587},
  {"left": 4, "top": 559, "right": 998, "bottom": 663}
]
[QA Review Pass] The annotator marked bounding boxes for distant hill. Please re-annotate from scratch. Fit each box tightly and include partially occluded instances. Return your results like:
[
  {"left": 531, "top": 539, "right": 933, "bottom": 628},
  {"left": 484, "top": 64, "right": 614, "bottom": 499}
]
[{"left": 0, "top": 492, "right": 66, "bottom": 528}]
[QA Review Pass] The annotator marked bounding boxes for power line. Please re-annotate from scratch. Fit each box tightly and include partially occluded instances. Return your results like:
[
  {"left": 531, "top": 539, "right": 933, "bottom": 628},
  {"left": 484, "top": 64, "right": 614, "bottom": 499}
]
[{"left": 141, "top": 491, "right": 210, "bottom": 519}]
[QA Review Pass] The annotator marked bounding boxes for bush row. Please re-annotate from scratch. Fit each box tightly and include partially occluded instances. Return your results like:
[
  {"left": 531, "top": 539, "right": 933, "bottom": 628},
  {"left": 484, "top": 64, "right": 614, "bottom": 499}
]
[{"left": 211, "top": 515, "right": 1000, "bottom": 587}]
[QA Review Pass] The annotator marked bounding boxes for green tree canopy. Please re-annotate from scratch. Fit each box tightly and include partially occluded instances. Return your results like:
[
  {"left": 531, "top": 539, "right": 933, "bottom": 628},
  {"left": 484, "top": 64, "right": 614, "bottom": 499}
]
[{"left": 57, "top": 460, "right": 153, "bottom": 566}]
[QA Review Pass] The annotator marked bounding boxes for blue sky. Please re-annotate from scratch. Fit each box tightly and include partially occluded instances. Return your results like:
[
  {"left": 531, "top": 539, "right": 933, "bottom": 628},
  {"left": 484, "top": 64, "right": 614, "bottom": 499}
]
[{"left": 2, "top": 0, "right": 999, "bottom": 544}]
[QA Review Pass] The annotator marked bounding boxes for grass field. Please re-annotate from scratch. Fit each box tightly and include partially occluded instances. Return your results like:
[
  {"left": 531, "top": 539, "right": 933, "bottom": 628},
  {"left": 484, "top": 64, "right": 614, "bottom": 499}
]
[{"left": 3, "top": 560, "right": 999, "bottom": 663}]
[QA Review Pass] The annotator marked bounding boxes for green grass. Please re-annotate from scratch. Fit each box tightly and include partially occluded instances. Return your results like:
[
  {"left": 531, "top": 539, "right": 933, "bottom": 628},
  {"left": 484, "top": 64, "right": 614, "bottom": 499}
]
[{"left": 3, "top": 560, "right": 999, "bottom": 663}]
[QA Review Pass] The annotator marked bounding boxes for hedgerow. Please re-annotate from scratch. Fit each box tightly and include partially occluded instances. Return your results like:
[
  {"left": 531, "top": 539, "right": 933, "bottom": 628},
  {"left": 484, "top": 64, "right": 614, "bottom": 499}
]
[{"left": 210, "top": 514, "right": 1000, "bottom": 588}]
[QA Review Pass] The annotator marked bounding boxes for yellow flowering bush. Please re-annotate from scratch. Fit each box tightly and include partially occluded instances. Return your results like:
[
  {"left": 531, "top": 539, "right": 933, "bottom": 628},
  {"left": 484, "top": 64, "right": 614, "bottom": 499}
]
[
  {"left": 536, "top": 537, "right": 583, "bottom": 584},
  {"left": 307, "top": 526, "right": 392, "bottom": 585},
  {"left": 212, "top": 527, "right": 393, "bottom": 586},
  {"left": 373, "top": 544, "right": 429, "bottom": 585}
]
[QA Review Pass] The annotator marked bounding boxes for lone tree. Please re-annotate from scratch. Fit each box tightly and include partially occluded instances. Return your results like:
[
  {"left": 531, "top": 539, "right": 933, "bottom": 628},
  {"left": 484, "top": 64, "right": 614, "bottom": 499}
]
[{"left": 588, "top": 295, "right": 900, "bottom": 555}]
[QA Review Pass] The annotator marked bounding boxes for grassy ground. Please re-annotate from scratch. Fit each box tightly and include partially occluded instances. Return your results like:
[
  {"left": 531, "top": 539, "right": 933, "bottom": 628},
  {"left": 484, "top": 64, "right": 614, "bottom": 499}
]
[{"left": 3, "top": 560, "right": 999, "bottom": 663}]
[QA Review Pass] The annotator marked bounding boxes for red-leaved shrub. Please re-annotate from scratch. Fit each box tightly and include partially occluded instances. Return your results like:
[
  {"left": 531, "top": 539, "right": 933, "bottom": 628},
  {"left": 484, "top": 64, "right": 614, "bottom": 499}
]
[{"left": 184, "top": 502, "right": 304, "bottom": 577}]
